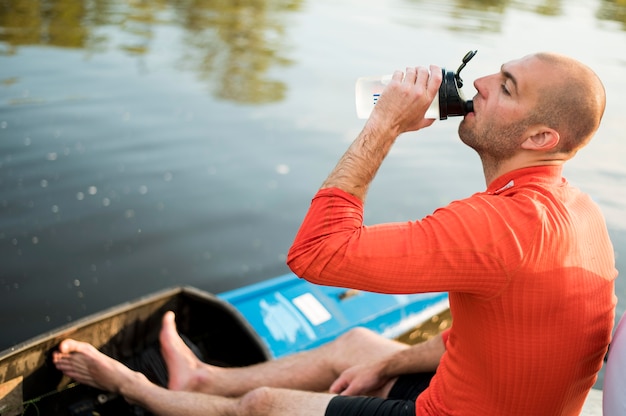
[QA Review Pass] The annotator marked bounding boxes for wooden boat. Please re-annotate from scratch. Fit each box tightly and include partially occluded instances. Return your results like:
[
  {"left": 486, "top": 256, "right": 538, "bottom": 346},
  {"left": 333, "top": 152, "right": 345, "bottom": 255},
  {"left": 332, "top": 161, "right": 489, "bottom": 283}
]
[{"left": 0, "top": 273, "right": 449, "bottom": 416}]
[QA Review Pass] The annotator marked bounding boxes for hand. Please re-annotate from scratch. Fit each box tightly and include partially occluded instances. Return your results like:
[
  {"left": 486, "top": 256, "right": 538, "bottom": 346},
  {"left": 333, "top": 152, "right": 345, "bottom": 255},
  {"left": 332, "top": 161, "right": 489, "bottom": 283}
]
[
  {"left": 329, "top": 362, "right": 391, "bottom": 397},
  {"left": 369, "top": 65, "right": 442, "bottom": 136}
]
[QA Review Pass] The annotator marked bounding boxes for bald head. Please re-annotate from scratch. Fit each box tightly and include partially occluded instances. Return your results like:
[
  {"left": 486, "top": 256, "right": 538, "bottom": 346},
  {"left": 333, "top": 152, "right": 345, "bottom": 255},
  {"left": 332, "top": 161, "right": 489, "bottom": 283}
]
[{"left": 529, "top": 53, "right": 606, "bottom": 155}]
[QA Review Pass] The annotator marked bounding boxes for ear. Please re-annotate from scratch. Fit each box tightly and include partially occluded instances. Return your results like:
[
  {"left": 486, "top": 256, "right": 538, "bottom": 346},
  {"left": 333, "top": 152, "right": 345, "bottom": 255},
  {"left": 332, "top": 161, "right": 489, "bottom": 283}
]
[{"left": 520, "top": 127, "right": 560, "bottom": 151}]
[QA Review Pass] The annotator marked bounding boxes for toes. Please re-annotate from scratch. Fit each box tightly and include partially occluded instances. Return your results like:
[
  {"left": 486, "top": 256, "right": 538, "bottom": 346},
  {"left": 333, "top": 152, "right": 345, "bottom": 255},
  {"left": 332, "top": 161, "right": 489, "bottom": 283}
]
[
  {"left": 59, "top": 339, "right": 83, "bottom": 354},
  {"left": 162, "top": 311, "right": 177, "bottom": 330}
]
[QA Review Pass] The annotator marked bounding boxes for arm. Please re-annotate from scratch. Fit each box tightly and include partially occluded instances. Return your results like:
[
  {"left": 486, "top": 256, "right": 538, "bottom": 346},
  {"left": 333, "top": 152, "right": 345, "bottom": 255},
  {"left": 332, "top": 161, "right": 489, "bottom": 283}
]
[
  {"left": 287, "top": 187, "right": 510, "bottom": 295},
  {"left": 287, "top": 66, "right": 510, "bottom": 295},
  {"left": 287, "top": 66, "right": 454, "bottom": 292},
  {"left": 378, "top": 330, "right": 447, "bottom": 375},
  {"left": 322, "top": 66, "right": 442, "bottom": 201},
  {"left": 330, "top": 330, "right": 448, "bottom": 396}
]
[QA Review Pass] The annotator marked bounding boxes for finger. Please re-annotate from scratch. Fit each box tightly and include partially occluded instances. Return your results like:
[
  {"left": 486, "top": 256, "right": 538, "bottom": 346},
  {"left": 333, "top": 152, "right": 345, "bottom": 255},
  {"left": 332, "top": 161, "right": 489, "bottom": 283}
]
[
  {"left": 391, "top": 70, "right": 404, "bottom": 82},
  {"left": 340, "top": 384, "right": 358, "bottom": 396},
  {"left": 329, "top": 377, "right": 347, "bottom": 394},
  {"left": 403, "top": 67, "right": 417, "bottom": 84},
  {"left": 415, "top": 66, "right": 431, "bottom": 87},
  {"left": 422, "top": 118, "right": 436, "bottom": 128},
  {"left": 428, "top": 64, "right": 443, "bottom": 92}
]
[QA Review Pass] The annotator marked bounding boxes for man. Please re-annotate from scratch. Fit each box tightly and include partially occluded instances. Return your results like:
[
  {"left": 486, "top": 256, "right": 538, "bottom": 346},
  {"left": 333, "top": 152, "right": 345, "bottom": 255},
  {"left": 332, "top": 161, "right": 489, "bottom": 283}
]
[{"left": 54, "top": 52, "right": 616, "bottom": 415}]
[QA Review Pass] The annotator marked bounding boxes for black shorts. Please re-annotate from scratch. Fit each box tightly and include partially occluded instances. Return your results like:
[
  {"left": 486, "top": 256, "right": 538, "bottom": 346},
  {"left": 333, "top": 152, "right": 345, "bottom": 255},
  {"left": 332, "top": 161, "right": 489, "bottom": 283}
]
[{"left": 324, "top": 372, "right": 435, "bottom": 416}]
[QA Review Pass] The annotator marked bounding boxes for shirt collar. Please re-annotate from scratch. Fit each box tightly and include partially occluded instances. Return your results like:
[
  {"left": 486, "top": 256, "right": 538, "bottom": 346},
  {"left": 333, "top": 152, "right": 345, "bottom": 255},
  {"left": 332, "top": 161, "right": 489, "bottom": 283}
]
[{"left": 486, "top": 165, "right": 564, "bottom": 195}]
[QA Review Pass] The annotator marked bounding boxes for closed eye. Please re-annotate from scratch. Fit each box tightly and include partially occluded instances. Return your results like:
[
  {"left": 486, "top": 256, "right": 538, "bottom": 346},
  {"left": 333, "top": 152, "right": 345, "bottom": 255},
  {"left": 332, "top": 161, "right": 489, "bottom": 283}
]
[{"left": 500, "top": 67, "right": 518, "bottom": 96}]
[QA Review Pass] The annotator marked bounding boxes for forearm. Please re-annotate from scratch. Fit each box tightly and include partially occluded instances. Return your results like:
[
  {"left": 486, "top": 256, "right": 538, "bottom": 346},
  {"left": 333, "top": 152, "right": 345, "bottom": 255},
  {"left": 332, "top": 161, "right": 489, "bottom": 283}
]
[
  {"left": 321, "top": 118, "right": 399, "bottom": 201},
  {"left": 379, "top": 332, "right": 446, "bottom": 377},
  {"left": 321, "top": 66, "right": 441, "bottom": 201}
]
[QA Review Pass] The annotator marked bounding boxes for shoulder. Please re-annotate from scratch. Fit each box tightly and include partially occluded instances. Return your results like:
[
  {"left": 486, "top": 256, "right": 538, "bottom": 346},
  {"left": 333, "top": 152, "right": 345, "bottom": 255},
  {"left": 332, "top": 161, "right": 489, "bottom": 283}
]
[{"left": 434, "top": 189, "right": 548, "bottom": 226}]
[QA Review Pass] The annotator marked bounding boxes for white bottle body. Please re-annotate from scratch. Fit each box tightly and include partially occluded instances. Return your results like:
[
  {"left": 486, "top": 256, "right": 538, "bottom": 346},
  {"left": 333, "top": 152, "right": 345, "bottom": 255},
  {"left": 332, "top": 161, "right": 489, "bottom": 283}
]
[{"left": 355, "top": 75, "right": 439, "bottom": 120}]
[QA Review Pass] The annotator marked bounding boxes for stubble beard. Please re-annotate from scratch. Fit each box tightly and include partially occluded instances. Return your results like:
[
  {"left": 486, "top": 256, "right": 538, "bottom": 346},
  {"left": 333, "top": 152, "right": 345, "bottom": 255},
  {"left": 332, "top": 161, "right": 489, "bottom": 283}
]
[{"left": 458, "top": 117, "right": 527, "bottom": 162}]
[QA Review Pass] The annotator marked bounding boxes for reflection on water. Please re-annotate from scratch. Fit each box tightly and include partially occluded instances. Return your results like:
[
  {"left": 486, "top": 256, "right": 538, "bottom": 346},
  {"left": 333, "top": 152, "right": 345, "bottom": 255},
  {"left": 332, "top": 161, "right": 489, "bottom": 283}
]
[
  {"left": 353, "top": 0, "right": 626, "bottom": 38},
  {"left": 395, "top": 0, "right": 510, "bottom": 33},
  {"left": 0, "top": 0, "right": 303, "bottom": 104},
  {"left": 3, "top": 0, "right": 626, "bottom": 92},
  {"left": 0, "top": 1, "right": 100, "bottom": 52},
  {"left": 397, "top": 0, "right": 565, "bottom": 34},
  {"left": 175, "top": 0, "right": 299, "bottom": 103},
  {"left": 598, "top": 0, "right": 626, "bottom": 29},
  {"left": 510, "top": 0, "right": 563, "bottom": 16}
]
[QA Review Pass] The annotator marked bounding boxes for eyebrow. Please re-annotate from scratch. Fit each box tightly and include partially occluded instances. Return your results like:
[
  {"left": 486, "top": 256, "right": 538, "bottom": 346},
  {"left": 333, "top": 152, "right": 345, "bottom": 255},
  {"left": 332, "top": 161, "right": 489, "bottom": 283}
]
[{"left": 500, "top": 65, "right": 519, "bottom": 94}]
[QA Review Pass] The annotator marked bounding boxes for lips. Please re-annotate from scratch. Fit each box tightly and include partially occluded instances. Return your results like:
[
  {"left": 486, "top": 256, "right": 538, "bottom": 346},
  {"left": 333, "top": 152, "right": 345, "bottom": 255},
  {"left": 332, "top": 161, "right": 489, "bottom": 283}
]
[{"left": 468, "top": 95, "right": 479, "bottom": 115}]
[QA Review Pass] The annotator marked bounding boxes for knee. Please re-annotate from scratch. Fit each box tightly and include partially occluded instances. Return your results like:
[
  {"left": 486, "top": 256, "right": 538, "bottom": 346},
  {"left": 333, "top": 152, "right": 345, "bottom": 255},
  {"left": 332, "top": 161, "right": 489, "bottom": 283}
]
[
  {"left": 336, "top": 327, "right": 377, "bottom": 348},
  {"left": 238, "top": 387, "right": 276, "bottom": 416}
]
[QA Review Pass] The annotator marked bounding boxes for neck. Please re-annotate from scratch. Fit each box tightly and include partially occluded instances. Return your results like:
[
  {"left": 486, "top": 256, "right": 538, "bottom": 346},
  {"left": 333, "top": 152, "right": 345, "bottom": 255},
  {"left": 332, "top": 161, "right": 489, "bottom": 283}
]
[
  {"left": 480, "top": 153, "right": 566, "bottom": 187},
  {"left": 479, "top": 156, "right": 503, "bottom": 187}
]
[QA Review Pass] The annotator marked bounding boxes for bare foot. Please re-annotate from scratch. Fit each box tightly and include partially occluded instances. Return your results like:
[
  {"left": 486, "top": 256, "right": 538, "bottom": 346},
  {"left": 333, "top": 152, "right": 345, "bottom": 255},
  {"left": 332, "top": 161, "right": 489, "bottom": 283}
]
[
  {"left": 53, "top": 339, "right": 146, "bottom": 399},
  {"left": 159, "top": 311, "right": 219, "bottom": 392}
]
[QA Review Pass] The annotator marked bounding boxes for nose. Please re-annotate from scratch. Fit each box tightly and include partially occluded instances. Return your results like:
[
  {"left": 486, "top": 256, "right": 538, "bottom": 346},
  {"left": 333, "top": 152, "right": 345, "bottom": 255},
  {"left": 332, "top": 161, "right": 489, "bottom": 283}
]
[{"left": 473, "top": 75, "right": 490, "bottom": 98}]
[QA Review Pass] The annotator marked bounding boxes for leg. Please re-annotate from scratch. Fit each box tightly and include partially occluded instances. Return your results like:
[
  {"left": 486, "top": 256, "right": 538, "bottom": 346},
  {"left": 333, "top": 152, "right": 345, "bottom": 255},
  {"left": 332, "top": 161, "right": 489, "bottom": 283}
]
[
  {"left": 150, "top": 387, "right": 334, "bottom": 416},
  {"left": 239, "top": 387, "right": 335, "bottom": 416},
  {"left": 53, "top": 340, "right": 333, "bottom": 416},
  {"left": 160, "top": 311, "right": 409, "bottom": 396}
]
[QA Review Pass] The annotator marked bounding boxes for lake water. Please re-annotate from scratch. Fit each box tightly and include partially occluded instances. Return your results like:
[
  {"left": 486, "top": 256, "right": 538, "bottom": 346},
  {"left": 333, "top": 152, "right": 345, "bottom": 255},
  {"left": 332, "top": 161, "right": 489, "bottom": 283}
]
[{"left": 1, "top": 0, "right": 625, "bottom": 378}]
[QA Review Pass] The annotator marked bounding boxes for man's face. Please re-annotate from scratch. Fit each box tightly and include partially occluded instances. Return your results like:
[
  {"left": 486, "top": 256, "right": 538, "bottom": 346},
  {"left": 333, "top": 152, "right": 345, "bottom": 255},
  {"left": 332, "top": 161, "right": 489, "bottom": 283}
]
[{"left": 458, "top": 54, "right": 550, "bottom": 160}]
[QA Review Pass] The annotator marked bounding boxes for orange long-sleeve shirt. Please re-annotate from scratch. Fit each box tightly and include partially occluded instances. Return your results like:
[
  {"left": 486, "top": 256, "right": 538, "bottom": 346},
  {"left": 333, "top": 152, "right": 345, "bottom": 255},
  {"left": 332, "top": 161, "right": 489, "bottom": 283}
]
[{"left": 287, "top": 166, "right": 617, "bottom": 415}]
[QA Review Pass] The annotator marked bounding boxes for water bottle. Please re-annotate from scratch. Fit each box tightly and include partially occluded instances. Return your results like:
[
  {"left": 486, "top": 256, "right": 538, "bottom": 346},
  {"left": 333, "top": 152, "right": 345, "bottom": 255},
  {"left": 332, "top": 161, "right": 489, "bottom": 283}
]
[
  {"left": 355, "top": 74, "right": 440, "bottom": 119},
  {"left": 355, "top": 50, "right": 477, "bottom": 121}
]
